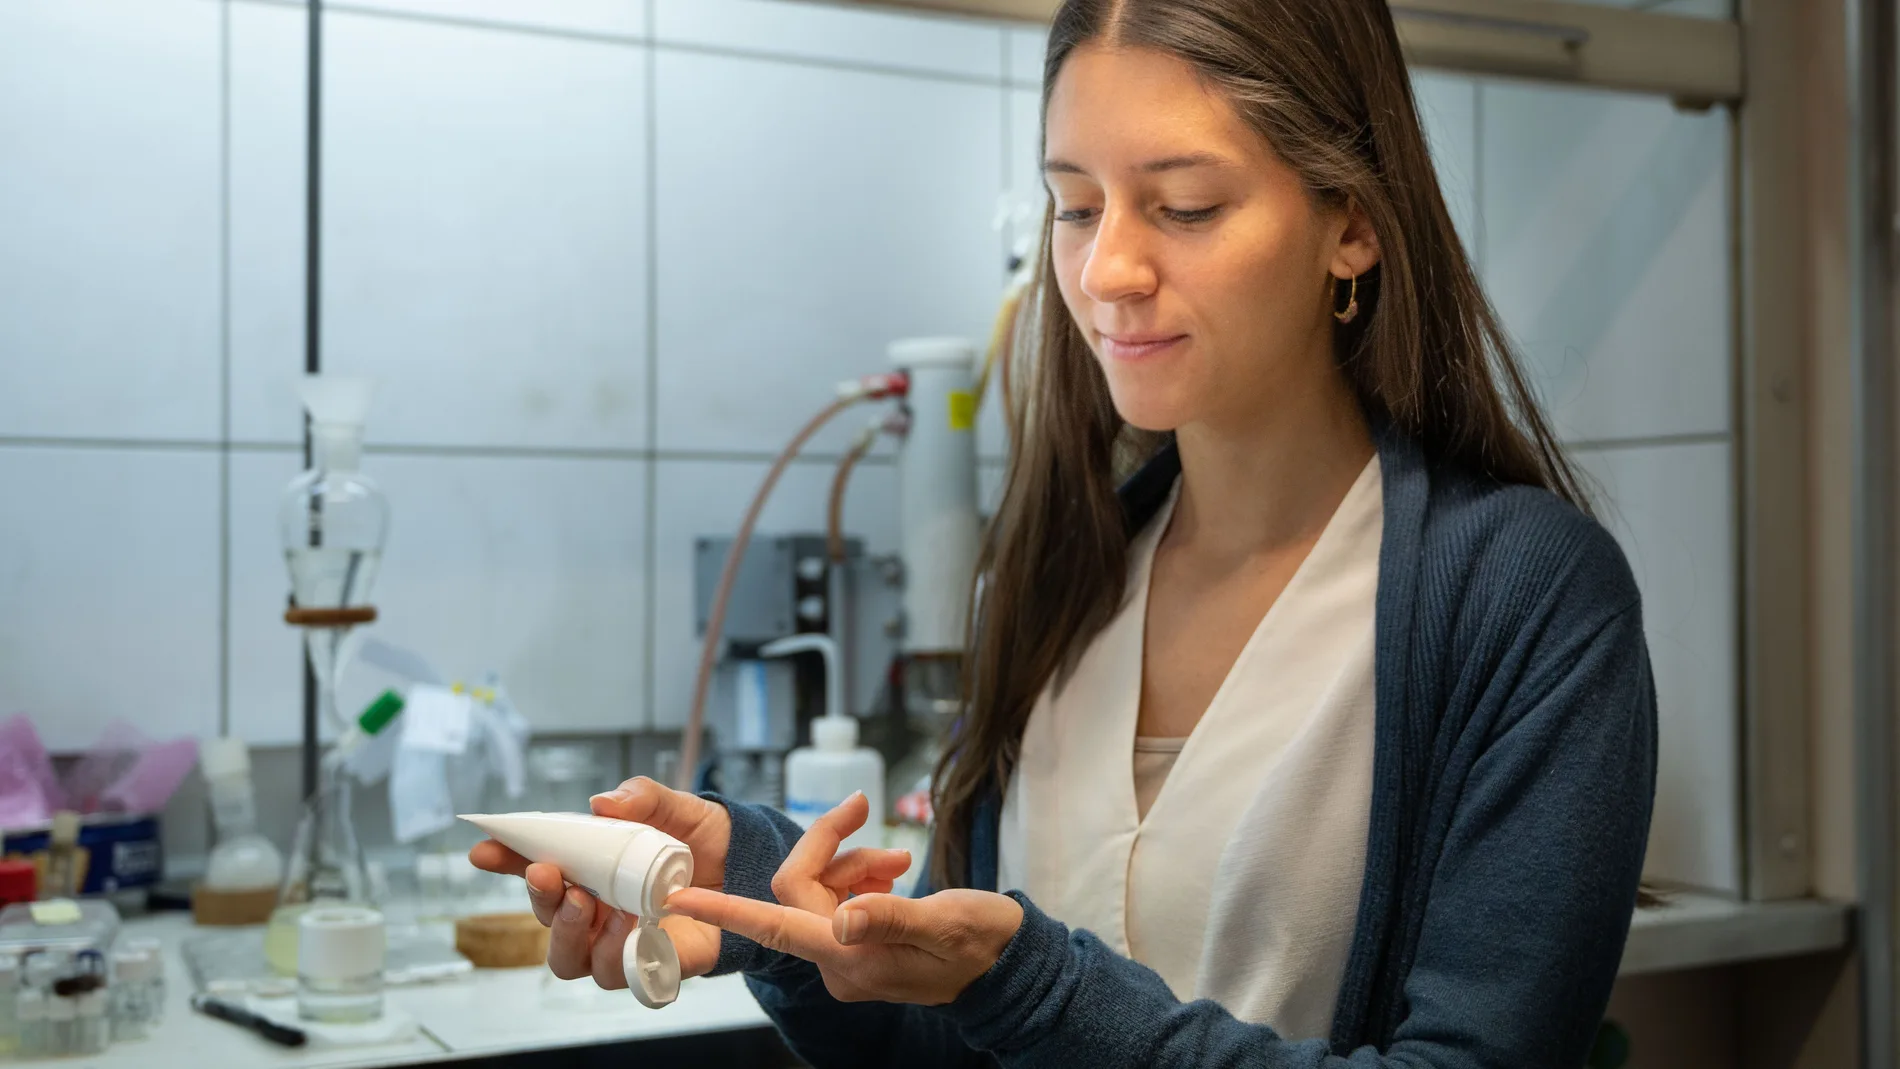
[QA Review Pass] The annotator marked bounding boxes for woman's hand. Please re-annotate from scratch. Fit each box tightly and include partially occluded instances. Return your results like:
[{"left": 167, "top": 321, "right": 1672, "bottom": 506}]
[
  {"left": 666, "top": 794, "right": 1023, "bottom": 1006},
  {"left": 467, "top": 776, "right": 730, "bottom": 986}
]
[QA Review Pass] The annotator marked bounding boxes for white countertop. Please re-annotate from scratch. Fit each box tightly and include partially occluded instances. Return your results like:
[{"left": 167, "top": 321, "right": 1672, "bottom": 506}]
[
  {"left": 13, "top": 910, "right": 770, "bottom": 1069},
  {"left": 11, "top": 888, "right": 1850, "bottom": 1068}
]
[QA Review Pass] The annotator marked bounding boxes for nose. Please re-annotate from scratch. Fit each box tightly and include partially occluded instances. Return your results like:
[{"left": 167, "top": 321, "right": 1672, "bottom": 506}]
[{"left": 1078, "top": 203, "right": 1158, "bottom": 305}]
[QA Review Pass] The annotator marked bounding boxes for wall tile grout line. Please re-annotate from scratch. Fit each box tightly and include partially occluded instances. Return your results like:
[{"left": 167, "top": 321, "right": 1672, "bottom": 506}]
[
  {"left": 643, "top": 0, "right": 661, "bottom": 735},
  {"left": 227, "top": 0, "right": 1019, "bottom": 90},
  {"left": 219, "top": 0, "right": 235, "bottom": 739},
  {"left": 233, "top": 0, "right": 651, "bottom": 48},
  {"left": 0, "top": 433, "right": 1732, "bottom": 459}
]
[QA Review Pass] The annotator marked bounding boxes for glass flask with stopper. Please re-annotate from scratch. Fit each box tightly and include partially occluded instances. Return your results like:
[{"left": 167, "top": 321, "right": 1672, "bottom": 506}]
[{"left": 268, "top": 375, "right": 391, "bottom": 975}]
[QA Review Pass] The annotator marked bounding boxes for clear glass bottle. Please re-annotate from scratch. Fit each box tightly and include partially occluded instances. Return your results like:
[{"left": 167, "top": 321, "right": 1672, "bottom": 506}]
[
  {"left": 0, "top": 951, "right": 19, "bottom": 1059},
  {"left": 16, "top": 987, "right": 45, "bottom": 1059},
  {"left": 200, "top": 738, "right": 285, "bottom": 892},
  {"left": 76, "top": 989, "right": 109, "bottom": 1054},
  {"left": 296, "top": 905, "right": 384, "bottom": 1024},
  {"left": 110, "top": 942, "right": 164, "bottom": 1041},
  {"left": 45, "top": 990, "right": 74, "bottom": 1057}
]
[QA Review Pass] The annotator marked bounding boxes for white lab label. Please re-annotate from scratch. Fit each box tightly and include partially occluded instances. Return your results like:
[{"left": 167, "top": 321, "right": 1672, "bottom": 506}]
[{"left": 404, "top": 686, "right": 473, "bottom": 755}]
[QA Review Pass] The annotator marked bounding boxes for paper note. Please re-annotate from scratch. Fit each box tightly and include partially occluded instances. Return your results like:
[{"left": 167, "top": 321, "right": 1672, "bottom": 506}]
[{"left": 403, "top": 686, "right": 473, "bottom": 755}]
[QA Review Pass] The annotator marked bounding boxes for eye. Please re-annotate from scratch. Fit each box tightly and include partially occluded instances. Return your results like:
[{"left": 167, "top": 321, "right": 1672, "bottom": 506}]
[
  {"left": 1054, "top": 206, "right": 1099, "bottom": 226},
  {"left": 1162, "top": 206, "right": 1221, "bottom": 225}
]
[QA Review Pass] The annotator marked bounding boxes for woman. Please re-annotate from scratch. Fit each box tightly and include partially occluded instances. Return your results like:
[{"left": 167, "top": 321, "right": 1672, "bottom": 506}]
[{"left": 473, "top": 0, "right": 1657, "bottom": 1065}]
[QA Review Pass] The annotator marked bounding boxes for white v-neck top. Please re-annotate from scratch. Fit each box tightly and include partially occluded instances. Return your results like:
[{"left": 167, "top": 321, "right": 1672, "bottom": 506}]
[{"left": 996, "top": 457, "right": 1382, "bottom": 1040}]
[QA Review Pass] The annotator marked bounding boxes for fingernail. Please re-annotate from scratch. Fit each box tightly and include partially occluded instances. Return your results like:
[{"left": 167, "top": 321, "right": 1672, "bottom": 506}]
[
  {"left": 559, "top": 893, "right": 582, "bottom": 922},
  {"left": 592, "top": 788, "right": 632, "bottom": 803},
  {"left": 837, "top": 908, "right": 867, "bottom": 945}
]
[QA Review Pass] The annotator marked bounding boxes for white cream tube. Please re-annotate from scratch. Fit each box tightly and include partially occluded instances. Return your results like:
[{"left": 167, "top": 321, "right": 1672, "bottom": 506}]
[{"left": 460, "top": 811, "right": 693, "bottom": 1007}]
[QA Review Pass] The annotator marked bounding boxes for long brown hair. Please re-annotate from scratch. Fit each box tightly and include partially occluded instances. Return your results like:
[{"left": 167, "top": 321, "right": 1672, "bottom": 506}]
[{"left": 929, "top": 0, "right": 1589, "bottom": 886}]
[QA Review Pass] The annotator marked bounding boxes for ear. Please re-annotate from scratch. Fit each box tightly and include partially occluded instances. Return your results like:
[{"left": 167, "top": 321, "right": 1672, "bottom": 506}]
[{"left": 1329, "top": 199, "right": 1382, "bottom": 281}]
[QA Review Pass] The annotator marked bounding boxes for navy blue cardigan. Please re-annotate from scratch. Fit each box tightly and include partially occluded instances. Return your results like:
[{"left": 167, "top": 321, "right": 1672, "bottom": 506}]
[{"left": 711, "top": 428, "right": 1658, "bottom": 1068}]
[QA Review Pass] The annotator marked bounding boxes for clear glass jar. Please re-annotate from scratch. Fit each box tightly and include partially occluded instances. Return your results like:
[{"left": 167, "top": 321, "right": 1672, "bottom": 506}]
[
  {"left": 524, "top": 741, "right": 609, "bottom": 813},
  {"left": 16, "top": 988, "right": 46, "bottom": 1058},
  {"left": 76, "top": 990, "right": 109, "bottom": 1054},
  {"left": 0, "top": 951, "right": 18, "bottom": 1059},
  {"left": 296, "top": 906, "right": 384, "bottom": 1024},
  {"left": 110, "top": 942, "right": 164, "bottom": 1041}
]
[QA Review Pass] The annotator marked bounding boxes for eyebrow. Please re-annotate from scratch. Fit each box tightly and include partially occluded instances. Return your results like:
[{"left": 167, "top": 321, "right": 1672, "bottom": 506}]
[{"left": 1042, "top": 151, "right": 1234, "bottom": 176}]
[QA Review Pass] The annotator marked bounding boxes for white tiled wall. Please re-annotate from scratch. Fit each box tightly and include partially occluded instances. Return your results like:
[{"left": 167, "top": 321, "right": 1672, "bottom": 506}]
[
  {"left": 0, "top": 0, "right": 1737, "bottom": 892},
  {"left": 0, "top": 448, "right": 223, "bottom": 752},
  {"left": 0, "top": 0, "right": 222, "bottom": 443},
  {"left": 651, "top": 48, "right": 1004, "bottom": 455},
  {"left": 1476, "top": 77, "right": 1738, "bottom": 892}
]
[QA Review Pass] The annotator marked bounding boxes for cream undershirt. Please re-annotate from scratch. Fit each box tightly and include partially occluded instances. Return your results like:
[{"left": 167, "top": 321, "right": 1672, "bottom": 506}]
[
  {"left": 997, "top": 457, "right": 1383, "bottom": 1040},
  {"left": 1132, "top": 737, "right": 1186, "bottom": 821}
]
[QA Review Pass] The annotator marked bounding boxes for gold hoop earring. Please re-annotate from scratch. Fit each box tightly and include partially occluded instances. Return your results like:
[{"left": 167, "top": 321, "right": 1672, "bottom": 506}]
[{"left": 1332, "top": 274, "right": 1360, "bottom": 324}]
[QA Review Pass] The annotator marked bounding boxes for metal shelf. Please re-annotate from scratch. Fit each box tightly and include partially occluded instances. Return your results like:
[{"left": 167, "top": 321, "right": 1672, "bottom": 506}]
[{"left": 1620, "top": 892, "right": 1851, "bottom": 976}]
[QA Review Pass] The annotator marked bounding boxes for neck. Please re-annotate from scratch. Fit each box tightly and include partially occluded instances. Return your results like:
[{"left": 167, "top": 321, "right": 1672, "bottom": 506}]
[
  {"left": 1167, "top": 359, "right": 1374, "bottom": 563},
  {"left": 314, "top": 427, "right": 362, "bottom": 472}
]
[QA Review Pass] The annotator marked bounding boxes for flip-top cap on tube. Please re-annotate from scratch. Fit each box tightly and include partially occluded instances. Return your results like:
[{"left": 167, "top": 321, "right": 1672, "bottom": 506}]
[{"left": 460, "top": 811, "right": 691, "bottom": 1009}]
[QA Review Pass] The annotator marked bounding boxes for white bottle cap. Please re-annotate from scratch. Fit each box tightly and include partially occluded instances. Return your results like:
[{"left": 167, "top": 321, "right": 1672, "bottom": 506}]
[
  {"left": 610, "top": 826, "right": 692, "bottom": 1009},
  {"left": 199, "top": 736, "right": 252, "bottom": 781},
  {"left": 623, "top": 923, "right": 682, "bottom": 1009},
  {"left": 113, "top": 946, "right": 161, "bottom": 983},
  {"left": 78, "top": 990, "right": 107, "bottom": 1017},
  {"left": 297, "top": 906, "right": 385, "bottom": 981},
  {"left": 888, "top": 337, "right": 975, "bottom": 370},
  {"left": 812, "top": 715, "right": 858, "bottom": 751}
]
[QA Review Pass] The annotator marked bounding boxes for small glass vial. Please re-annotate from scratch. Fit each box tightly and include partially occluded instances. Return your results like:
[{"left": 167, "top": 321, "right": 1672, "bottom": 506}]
[
  {"left": 16, "top": 988, "right": 46, "bottom": 1058},
  {"left": 297, "top": 905, "right": 384, "bottom": 1023},
  {"left": 0, "top": 952, "right": 20, "bottom": 1059},
  {"left": 45, "top": 990, "right": 75, "bottom": 1057},
  {"left": 77, "top": 989, "right": 110, "bottom": 1054},
  {"left": 111, "top": 942, "right": 165, "bottom": 1041}
]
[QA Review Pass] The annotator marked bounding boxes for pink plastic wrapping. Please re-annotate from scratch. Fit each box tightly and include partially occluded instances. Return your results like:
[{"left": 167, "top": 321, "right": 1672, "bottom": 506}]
[
  {"left": 0, "top": 715, "right": 60, "bottom": 828},
  {"left": 0, "top": 717, "right": 198, "bottom": 831}
]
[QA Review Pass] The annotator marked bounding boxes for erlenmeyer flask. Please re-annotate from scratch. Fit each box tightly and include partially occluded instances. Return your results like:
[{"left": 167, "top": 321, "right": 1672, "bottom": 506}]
[{"left": 266, "top": 754, "right": 375, "bottom": 975}]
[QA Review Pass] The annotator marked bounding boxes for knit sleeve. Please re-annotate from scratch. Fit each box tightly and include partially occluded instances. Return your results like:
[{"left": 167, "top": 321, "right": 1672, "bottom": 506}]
[
  {"left": 939, "top": 602, "right": 1656, "bottom": 1069},
  {"left": 707, "top": 796, "right": 991, "bottom": 1069}
]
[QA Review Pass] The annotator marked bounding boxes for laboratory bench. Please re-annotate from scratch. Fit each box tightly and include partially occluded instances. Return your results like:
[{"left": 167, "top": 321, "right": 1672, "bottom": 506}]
[{"left": 10, "top": 889, "right": 1849, "bottom": 1069}]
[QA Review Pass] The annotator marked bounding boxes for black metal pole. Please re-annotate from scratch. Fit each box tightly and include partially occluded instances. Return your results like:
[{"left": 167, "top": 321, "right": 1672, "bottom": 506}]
[
  {"left": 300, "top": 0, "right": 323, "bottom": 804},
  {"left": 1851, "top": 0, "right": 1898, "bottom": 1063}
]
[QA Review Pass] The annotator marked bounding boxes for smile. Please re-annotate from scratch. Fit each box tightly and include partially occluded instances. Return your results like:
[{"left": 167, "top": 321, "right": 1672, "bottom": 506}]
[{"left": 1098, "top": 333, "right": 1187, "bottom": 361}]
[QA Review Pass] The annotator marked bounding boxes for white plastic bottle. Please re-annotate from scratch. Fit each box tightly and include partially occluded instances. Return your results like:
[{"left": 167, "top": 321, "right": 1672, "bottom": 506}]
[
  {"left": 199, "top": 737, "right": 285, "bottom": 891},
  {"left": 767, "top": 634, "right": 885, "bottom": 852},
  {"left": 459, "top": 812, "right": 691, "bottom": 1009}
]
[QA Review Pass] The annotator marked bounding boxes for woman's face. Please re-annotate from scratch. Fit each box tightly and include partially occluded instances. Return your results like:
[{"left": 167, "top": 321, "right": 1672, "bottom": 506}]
[{"left": 1043, "top": 44, "right": 1372, "bottom": 434}]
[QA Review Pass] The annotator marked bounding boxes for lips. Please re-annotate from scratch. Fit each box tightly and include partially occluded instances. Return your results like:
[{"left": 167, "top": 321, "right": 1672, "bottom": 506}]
[{"left": 1097, "top": 331, "right": 1187, "bottom": 361}]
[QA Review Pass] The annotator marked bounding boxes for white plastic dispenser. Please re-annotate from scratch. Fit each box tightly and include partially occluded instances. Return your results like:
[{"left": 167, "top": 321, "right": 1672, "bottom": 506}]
[
  {"left": 458, "top": 813, "right": 691, "bottom": 1008},
  {"left": 769, "top": 633, "right": 885, "bottom": 851}
]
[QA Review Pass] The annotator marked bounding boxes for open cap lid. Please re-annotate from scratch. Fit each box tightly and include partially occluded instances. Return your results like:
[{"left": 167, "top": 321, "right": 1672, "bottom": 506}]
[{"left": 624, "top": 924, "right": 681, "bottom": 1009}]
